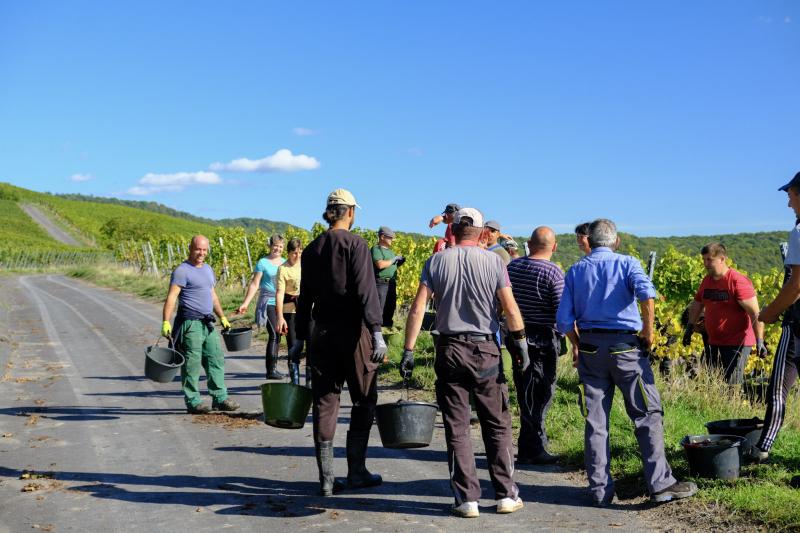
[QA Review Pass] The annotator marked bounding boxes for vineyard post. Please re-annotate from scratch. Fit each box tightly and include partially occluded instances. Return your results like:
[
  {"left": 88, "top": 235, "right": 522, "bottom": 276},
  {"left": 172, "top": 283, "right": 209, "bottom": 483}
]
[
  {"left": 147, "top": 241, "right": 159, "bottom": 277},
  {"left": 218, "top": 236, "right": 229, "bottom": 284},
  {"left": 241, "top": 273, "right": 247, "bottom": 289},
  {"left": 647, "top": 251, "right": 657, "bottom": 280},
  {"left": 167, "top": 243, "right": 174, "bottom": 267},
  {"left": 243, "top": 235, "right": 253, "bottom": 272},
  {"left": 141, "top": 243, "right": 152, "bottom": 276}
]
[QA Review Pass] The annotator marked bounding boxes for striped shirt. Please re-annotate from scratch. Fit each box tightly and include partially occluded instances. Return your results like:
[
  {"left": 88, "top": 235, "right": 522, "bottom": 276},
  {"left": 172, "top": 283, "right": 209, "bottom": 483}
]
[{"left": 507, "top": 257, "right": 565, "bottom": 328}]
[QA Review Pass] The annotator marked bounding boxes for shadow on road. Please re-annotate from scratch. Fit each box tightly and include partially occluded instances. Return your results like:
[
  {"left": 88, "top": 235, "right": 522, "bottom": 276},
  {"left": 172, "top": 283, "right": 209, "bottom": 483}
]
[
  {"left": 0, "top": 405, "right": 185, "bottom": 420},
  {"left": 0, "top": 466, "right": 452, "bottom": 517}
]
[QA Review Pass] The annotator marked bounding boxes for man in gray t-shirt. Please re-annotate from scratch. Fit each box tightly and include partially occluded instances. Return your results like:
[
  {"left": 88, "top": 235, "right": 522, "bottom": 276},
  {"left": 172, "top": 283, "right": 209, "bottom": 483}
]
[
  {"left": 402, "top": 207, "right": 529, "bottom": 518},
  {"left": 161, "top": 235, "right": 238, "bottom": 415}
]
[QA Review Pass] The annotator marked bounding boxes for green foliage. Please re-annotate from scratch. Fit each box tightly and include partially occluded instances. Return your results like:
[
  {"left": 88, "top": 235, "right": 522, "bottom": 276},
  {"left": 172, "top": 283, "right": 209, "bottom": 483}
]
[
  {"left": 539, "top": 230, "right": 788, "bottom": 275},
  {"left": 0, "top": 199, "right": 66, "bottom": 249}
]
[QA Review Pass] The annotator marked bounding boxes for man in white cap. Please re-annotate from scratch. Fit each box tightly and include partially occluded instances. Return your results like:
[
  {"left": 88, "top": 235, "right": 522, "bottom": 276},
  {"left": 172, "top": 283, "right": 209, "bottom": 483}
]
[
  {"left": 402, "top": 207, "right": 529, "bottom": 518},
  {"left": 295, "top": 188, "right": 388, "bottom": 496}
]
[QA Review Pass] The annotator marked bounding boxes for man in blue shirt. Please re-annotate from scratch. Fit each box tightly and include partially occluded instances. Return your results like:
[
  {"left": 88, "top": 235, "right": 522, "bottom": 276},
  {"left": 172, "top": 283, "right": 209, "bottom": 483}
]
[{"left": 556, "top": 219, "right": 696, "bottom": 506}]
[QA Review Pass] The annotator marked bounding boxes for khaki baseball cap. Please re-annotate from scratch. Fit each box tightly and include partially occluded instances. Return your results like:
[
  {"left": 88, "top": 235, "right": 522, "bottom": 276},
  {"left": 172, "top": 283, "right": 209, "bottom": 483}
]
[{"left": 327, "top": 188, "right": 361, "bottom": 208}]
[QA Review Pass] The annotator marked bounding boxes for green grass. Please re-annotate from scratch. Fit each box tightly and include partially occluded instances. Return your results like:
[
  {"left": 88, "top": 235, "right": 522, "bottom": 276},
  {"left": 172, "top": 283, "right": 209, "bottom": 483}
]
[
  {"left": 546, "top": 356, "right": 800, "bottom": 528},
  {"left": 0, "top": 199, "right": 69, "bottom": 250}
]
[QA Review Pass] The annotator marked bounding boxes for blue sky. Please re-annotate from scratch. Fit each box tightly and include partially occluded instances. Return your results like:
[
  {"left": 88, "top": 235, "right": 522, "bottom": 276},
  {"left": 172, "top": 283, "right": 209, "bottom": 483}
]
[{"left": 1, "top": 1, "right": 798, "bottom": 237}]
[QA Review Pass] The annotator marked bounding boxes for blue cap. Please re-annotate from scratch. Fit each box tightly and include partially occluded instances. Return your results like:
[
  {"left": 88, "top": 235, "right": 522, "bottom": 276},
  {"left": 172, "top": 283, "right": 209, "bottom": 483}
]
[{"left": 779, "top": 171, "right": 800, "bottom": 192}]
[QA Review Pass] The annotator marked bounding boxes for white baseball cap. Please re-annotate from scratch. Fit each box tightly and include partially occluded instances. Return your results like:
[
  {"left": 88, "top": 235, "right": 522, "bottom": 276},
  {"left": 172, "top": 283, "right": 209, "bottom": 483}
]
[{"left": 453, "top": 207, "right": 484, "bottom": 228}]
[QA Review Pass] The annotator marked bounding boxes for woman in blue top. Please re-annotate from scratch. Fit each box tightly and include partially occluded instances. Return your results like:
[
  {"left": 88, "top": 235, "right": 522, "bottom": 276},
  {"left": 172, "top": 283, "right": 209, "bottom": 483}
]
[{"left": 236, "top": 234, "right": 287, "bottom": 380}]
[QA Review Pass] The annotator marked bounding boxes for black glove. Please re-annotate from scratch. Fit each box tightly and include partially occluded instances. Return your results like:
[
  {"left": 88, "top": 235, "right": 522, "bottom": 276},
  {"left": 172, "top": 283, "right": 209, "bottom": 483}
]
[
  {"left": 507, "top": 336, "right": 530, "bottom": 372},
  {"left": 400, "top": 349, "right": 414, "bottom": 379},
  {"left": 757, "top": 339, "right": 768, "bottom": 358},
  {"left": 371, "top": 331, "right": 387, "bottom": 363},
  {"left": 681, "top": 327, "right": 693, "bottom": 347},
  {"left": 395, "top": 255, "right": 406, "bottom": 267}
]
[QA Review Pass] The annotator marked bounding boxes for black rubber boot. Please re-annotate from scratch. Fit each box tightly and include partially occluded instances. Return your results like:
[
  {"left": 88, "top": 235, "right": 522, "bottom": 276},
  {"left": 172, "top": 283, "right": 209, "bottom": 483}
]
[
  {"left": 289, "top": 362, "right": 300, "bottom": 385},
  {"left": 342, "top": 430, "right": 382, "bottom": 490},
  {"left": 266, "top": 355, "right": 286, "bottom": 380},
  {"left": 315, "top": 441, "right": 336, "bottom": 496}
]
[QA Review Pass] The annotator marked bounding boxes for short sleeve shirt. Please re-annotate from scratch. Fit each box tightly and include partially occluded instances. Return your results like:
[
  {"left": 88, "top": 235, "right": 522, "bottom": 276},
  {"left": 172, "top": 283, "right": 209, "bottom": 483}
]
[
  {"left": 785, "top": 222, "right": 800, "bottom": 266},
  {"left": 277, "top": 262, "right": 301, "bottom": 313},
  {"left": 488, "top": 244, "right": 511, "bottom": 265},
  {"left": 255, "top": 257, "right": 284, "bottom": 305},
  {"left": 694, "top": 269, "right": 756, "bottom": 346},
  {"left": 170, "top": 261, "right": 215, "bottom": 315},
  {"left": 420, "top": 245, "right": 509, "bottom": 334},
  {"left": 371, "top": 245, "right": 397, "bottom": 280}
]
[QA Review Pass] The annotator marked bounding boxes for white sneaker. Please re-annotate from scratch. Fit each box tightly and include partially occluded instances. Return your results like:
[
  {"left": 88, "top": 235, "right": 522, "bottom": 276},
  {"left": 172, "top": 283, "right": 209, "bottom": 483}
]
[
  {"left": 496, "top": 496, "right": 524, "bottom": 514},
  {"left": 451, "top": 501, "right": 479, "bottom": 518}
]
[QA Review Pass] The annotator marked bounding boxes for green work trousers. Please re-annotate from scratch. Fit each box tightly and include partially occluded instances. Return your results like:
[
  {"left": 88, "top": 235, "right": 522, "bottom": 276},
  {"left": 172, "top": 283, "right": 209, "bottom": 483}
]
[{"left": 177, "top": 319, "right": 228, "bottom": 408}]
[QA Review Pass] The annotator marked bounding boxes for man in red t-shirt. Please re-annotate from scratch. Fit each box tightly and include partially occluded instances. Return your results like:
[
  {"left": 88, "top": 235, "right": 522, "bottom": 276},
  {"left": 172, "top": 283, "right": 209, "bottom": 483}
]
[
  {"left": 683, "top": 242, "right": 766, "bottom": 384},
  {"left": 429, "top": 203, "right": 460, "bottom": 251}
]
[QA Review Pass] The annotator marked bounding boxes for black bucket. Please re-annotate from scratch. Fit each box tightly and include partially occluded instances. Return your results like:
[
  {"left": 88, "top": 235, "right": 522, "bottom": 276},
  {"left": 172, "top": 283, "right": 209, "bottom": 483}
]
[
  {"left": 144, "top": 344, "right": 185, "bottom": 383},
  {"left": 681, "top": 434, "right": 747, "bottom": 480},
  {"left": 375, "top": 400, "right": 438, "bottom": 449},
  {"left": 421, "top": 312, "right": 436, "bottom": 331},
  {"left": 705, "top": 417, "right": 764, "bottom": 457},
  {"left": 222, "top": 327, "right": 252, "bottom": 352}
]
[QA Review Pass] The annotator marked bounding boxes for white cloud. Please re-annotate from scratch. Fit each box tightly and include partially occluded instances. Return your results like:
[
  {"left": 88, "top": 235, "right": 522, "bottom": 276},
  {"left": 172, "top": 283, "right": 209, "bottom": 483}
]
[
  {"left": 209, "top": 148, "right": 320, "bottom": 173},
  {"left": 292, "top": 127, "right": 318, "bottom": 136},
  {"left": 69, "top": 173, "right": 93, "bottom": 182},
  {"left": 126, "top": 171, "right": 221, "bottom": 196}
]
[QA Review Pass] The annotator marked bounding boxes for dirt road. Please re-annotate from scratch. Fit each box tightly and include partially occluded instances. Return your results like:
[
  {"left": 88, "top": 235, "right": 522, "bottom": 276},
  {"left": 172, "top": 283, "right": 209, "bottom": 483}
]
[
  {"left": 20, "top": 205, "right": 82, "bottom": 246},
  {"left": 0, "top": 275, "right": 651, "bottom": 532}
]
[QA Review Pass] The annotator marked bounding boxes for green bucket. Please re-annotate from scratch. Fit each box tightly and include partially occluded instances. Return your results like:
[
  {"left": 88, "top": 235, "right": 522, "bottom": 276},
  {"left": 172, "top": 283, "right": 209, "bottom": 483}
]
[{"left": 260, "top": 383, "right": 313, "bottom": 429}]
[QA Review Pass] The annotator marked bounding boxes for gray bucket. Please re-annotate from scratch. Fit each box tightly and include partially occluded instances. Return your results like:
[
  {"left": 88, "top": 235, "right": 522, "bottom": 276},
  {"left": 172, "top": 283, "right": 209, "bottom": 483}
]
[
  {"left": 222, "top": 327, "right": 252, "bottom": 352},
  {"left": 376, "top": 400, "right": 438, "bottom": 449},
  {"left": 144, "top": 344, "right": 185, "bottom": 383}
]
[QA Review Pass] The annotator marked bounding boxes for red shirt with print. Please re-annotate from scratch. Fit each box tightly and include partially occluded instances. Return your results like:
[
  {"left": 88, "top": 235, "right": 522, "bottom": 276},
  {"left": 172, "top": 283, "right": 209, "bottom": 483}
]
[{"left": 694, "top": 269, "right": 756, "bottom": 346}]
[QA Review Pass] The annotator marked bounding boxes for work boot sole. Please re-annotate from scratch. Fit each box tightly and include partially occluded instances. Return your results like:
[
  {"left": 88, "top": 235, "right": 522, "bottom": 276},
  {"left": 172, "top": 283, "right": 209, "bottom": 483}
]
[{"left": 651, "top": 488, "right": 697, "bottom": 503}]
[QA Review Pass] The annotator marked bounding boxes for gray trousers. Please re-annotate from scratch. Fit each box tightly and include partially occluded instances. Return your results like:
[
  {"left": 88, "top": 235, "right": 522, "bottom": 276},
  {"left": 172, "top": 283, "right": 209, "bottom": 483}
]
[{"left": 577, "top": 331, "right": 676, "bottom": 503}]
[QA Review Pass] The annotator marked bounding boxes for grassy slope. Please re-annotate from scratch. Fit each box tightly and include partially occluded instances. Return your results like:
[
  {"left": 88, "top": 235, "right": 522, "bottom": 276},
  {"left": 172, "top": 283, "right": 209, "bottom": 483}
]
[
  {"left": 1, "top": 182, "right": 218, "bottom": 248},
  {"left": 0, "top": 199, "right": 70, "bottom": 250}
]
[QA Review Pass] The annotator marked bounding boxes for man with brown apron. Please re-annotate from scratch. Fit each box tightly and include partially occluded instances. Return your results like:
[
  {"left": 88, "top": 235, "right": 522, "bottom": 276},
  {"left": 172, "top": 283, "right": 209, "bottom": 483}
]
[{"left": 295, "top": 188, "right": 388, "bottom": 496}]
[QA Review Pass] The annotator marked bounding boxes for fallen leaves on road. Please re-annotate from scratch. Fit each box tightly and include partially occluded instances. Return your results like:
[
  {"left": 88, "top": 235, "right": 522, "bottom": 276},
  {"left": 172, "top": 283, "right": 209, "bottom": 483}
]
[
  {"left": 34, "top": 399, "right": 46, "bottom": 406},
  {"left": 191, "top": 412, "right": 261, "bottom": 430},
  {"left": 14, "top": 376, "right": 38, "bottom": 383},
  {"left": 20, "top": 470, "right": 55, "bottom": 480},
  {"left": 22, "top": 483, "right": 44, "bottom": 492},
  {"left": 26, "top": 415, "right": 40, "bottom": 426},
  {"left": 329, "top": 510, "right": 341, "bottom": 520},
  {"left": 31, "top": 524, "right": 54, "bottom": 531},
  {"left": 2, "top": 433, "right": 13, "bottom": 438}
]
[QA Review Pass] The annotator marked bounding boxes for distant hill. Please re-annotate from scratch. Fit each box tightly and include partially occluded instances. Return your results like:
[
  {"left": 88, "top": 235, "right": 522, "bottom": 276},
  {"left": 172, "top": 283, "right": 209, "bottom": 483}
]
[
  {"left": 55, "top": 193, "right": 297, "bottom": 234},
  {"left": 2, "top": 182, "right": 789, "bottom": 274}
]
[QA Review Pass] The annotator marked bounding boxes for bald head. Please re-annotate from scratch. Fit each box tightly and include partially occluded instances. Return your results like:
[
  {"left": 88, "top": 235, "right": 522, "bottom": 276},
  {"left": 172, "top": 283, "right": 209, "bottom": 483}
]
[
  {"left": 188, "top": 235, "right": 210, "bottom": 266},
  {"left": 527, "top": 226, "right": 557, "bottom": 258}
]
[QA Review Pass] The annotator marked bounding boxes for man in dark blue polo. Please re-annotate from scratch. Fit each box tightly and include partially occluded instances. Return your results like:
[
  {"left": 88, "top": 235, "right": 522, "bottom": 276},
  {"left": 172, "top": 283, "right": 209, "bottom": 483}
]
[{"left": 556, "top": 219, "right": 696, "bottom": 506}]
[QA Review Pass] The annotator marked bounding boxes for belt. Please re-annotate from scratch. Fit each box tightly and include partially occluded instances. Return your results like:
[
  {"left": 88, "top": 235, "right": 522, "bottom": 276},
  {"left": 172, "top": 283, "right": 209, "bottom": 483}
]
[
  {"left": 440, "top": 333, "right": 495, "bottom": 342},
  {"left": 581, "top": 328, "right": 636, "bottom": 335},
  {"left": 376, "top": 278, "right": 391, "bottom": 284}
]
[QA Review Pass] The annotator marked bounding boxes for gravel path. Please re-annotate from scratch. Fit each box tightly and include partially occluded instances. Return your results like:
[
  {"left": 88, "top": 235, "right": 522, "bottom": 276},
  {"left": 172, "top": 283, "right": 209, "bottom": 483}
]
[
  {"left": 20, "top": 204, "right": 82, "bottom": 246},
  {"left": 0, "top": 274, "right": 652, "bottom": 532}
]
